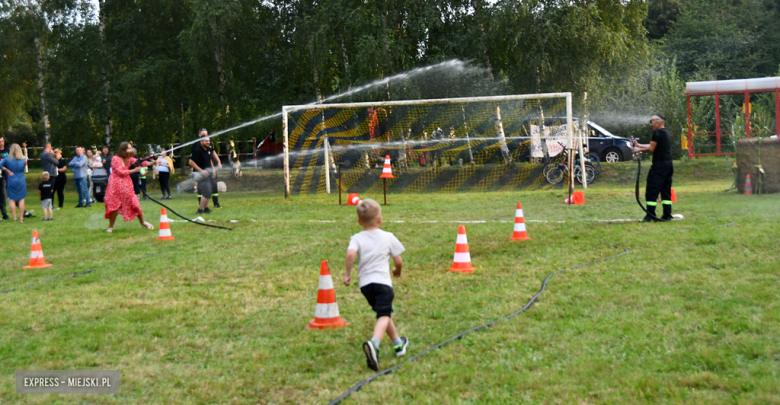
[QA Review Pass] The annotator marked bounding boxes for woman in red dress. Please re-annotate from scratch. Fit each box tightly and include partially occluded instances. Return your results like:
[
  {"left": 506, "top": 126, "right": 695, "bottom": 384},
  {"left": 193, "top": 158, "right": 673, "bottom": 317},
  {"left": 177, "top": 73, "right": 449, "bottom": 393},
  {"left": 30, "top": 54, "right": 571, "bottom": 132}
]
[{"left": 104, "top": 142, "right": 154, "bottom": 233}]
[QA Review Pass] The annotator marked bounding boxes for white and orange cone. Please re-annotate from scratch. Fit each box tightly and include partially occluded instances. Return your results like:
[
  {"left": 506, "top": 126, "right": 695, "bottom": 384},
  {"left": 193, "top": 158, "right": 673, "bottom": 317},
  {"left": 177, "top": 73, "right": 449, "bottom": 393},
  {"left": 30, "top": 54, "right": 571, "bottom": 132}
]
[
  {"left": 347, "top": 193, "right": 362, "bottom": 205},
  {"left": 156, "top": 208, "right": 175, "bottom": 241},
  {"left": 449, "top": 225, "right": 475, "bottom": 273},
  {"left": 744, "top": 174, "right": 753, "bottom": 195},
  {"left": 510, "top": 203, "right": 531, "bottom": 241},
  {"left": 379, "top": 155, "right": 394, "bottom": 179},
  {"left": 308, "top": 260, "right": 348, "bottom": 329},
  {"left": 24, "top": 230, "right": 53, "bottom": 269}
]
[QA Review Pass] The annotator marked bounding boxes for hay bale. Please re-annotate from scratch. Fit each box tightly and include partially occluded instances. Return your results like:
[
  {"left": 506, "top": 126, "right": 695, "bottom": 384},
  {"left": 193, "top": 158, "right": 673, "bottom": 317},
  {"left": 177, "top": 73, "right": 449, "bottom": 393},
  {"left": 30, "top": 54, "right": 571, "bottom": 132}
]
[{"left": 736, "top": 137, "right": 780, "bottom": 193}]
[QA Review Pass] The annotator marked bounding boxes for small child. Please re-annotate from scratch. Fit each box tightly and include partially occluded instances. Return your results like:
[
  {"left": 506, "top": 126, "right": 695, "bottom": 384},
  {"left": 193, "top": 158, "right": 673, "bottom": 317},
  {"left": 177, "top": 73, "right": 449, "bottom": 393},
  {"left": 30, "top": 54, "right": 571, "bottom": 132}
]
[
  {"left": 343, "top": 198, "right": 408, "bottom": 371},
  {"left": 39, "top": 172, "right": 54, "bottom": 221}
]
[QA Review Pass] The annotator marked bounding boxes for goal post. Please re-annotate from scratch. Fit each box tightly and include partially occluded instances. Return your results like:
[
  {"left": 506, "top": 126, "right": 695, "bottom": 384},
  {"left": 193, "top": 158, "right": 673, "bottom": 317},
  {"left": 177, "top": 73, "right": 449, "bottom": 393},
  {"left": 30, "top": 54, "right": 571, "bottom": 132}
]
[{"left": 282, "top": 93, "right": 579, "bottom": 198}]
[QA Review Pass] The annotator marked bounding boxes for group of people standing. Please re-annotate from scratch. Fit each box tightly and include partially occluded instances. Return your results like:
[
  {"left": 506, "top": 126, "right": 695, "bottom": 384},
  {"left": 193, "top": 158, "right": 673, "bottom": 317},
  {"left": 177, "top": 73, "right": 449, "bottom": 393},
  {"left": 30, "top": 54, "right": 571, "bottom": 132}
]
[{"left": 1, "top": 133, "right": 220, "bottom": 230}]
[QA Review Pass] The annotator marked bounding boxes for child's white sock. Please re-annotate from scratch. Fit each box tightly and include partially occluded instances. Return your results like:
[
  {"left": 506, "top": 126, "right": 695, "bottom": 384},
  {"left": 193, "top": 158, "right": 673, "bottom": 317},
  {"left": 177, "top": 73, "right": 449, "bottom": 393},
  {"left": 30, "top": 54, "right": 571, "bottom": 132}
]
[{"left": 371, "top": 337, "right": 381, "bottom": 350}]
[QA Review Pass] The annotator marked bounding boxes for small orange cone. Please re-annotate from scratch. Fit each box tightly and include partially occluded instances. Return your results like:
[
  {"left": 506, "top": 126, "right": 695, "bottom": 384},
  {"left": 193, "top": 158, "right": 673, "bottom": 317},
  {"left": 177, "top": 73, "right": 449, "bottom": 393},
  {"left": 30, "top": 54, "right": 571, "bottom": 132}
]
[
  {"left": 659, "top": 189, "right": 678, "bottom": 203},
  {"left": 308, "top": 260, "right": 348, "bottom": 329},
  {"left": 23, "top": 230, "right": 53, "bottom": 269},
  {"left": 156, "top": 208, "right": 175, "bottom": 241},
  {"left": 347, "top": 193, "right": 362, "bottom": 205},
  {"left": 744, "top": 174, "right": 753, "bottom": 195},
  {"left": 379, "top": 155, "right": 394, "bottom": 179},
  {"left": 564, "top": 191, "right": 585, "bottom": 205},
  {"left": 449, "top": 225, "right": 475, "bottom": 273},
  {"left": 510, "top": 203, "right": 530, "bottom": 241}
]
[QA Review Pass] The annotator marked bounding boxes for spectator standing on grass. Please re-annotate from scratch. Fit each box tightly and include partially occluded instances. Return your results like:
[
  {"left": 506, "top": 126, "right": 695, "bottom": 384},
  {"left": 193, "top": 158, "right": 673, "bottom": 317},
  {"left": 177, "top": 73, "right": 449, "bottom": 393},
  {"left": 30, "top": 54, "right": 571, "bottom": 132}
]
[
  {"left": 0, "top": 144, "right": 28, "bottom": 223},
  {"left": 68, "top": 147, "right": 90, "bottom": 208},
  {"left": 155, "top": 151, "right": 173, "bottom": 199},
  {"left": 129, "top": 148, "right": 141, "bottom": 199},
  {"left": 86, "top": 149, "right": 96, "bottom": 204},
  {"left": 104, "top": 142, "right": 153, "bottom": 233},
  {"left": 102, "top": 146, "right": 112, "bottom": 186},
  {"left": 0, "top": 137, "right": 9, "bottom": 220},
  {"left": 139, "top": 162, "right": 149, "bottom": 199},
  {"left": 189, "top": 132, "right": 215, "bottom": 214},
  {"left": 343, "top": 199, "right": 409, "bottom": 371},
  {"left": 53, "top": 149, "right": 67, "bottom": 209},
  {"left": 39, "top": 172, "right": 54, "bottom": 221},
  {"left": 40, "top": 142, "right": 59, "bottom": 184}
]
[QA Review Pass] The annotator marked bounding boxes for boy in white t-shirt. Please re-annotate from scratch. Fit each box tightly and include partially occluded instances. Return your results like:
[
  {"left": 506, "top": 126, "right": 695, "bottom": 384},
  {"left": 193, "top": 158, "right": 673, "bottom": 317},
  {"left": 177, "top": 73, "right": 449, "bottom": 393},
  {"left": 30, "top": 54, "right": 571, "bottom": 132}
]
[{"left": 344, "top": 198, "right": 408, "bottom": 371}]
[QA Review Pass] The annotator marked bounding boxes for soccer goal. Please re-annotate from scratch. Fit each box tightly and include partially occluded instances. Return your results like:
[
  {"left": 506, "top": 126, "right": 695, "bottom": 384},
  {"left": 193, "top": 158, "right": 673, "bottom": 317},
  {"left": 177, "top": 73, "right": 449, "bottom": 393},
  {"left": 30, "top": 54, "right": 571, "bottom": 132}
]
[{"left": 282, "top": 93, "right": 586, "bottom": 198}]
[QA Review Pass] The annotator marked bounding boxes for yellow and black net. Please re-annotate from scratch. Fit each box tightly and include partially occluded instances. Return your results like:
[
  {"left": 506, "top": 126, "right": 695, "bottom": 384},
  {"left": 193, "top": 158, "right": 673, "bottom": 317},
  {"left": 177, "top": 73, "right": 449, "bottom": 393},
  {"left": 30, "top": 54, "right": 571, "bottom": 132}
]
[{"left": 285, "top": 96, "right": 572, "bottom": 196}]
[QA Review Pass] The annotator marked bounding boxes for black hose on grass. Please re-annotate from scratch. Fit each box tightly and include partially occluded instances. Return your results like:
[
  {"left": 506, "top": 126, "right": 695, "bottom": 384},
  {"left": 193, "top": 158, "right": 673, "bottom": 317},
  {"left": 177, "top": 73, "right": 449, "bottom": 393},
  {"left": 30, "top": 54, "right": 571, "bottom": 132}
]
[
  {"left": 0, "top": 241, "right": 196, "bottom": 294},
  {"left": 327, "top": 238, "right": 629, "bottom": 405},
  {"left": 141, "top": 189, "right": 233, "bottom": 231}
]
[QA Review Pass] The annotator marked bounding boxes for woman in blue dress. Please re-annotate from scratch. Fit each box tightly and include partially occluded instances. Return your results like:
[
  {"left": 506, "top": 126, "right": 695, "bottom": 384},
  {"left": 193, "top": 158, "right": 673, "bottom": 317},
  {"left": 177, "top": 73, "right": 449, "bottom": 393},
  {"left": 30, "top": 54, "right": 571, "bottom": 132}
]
[{"left": 0, "top": 143, "right": 28, "bottom": 222}]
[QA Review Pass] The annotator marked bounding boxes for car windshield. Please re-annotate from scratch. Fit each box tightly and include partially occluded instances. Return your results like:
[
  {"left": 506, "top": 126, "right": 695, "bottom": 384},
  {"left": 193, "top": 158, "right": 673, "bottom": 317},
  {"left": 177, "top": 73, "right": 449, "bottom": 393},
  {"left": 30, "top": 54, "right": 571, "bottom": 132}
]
[{"left": 587, "top": 121, "right": 618, "bottom": 138}]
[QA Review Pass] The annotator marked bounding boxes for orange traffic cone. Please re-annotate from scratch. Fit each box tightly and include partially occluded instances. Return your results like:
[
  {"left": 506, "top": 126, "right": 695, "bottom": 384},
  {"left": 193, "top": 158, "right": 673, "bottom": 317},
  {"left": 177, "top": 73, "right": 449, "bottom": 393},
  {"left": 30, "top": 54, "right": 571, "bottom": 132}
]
[
  {"left": 23, "top": 230, "right": 53, "bottom": 269},
  {"left": 564, "top": 191, "right": 585, "bottom": 205},
  {"left": 347, "top": 193, "right": 362, "bottom": 205},
  {"left": 308, "top": 260, "right": 348, "bottom": 329},
  {"left": 379, "top": 155, "right": 394, "bottom": 178},
  {"left": 156, "top": 208, "right": 175, "bottom": 241},
  {"left": 449, "top": 225, "right": 475, "bottom": 273},
  {"left": 744, "top": 174, "right": 753, "bottom": 195},
  {"left": 658, "top": 188, "right": 678, "bottom": 203},
  {"left": 510, "top": 203, "right": 530, "bottom": 241}
]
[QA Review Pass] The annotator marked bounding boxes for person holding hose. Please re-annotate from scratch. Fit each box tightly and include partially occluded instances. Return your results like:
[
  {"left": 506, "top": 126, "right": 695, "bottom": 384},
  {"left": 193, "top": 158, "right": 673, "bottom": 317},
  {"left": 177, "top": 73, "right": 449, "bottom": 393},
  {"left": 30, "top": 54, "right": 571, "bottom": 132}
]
[{"left": 634, "top": 114, "right": 674, "bottom": 222}]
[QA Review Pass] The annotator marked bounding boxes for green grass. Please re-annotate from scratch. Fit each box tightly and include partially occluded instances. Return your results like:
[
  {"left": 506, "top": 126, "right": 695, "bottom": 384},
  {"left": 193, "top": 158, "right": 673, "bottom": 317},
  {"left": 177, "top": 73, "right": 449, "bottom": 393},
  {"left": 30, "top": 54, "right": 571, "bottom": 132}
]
[{"left": 2, "top": 159, "right": 779, "bottom": 404}]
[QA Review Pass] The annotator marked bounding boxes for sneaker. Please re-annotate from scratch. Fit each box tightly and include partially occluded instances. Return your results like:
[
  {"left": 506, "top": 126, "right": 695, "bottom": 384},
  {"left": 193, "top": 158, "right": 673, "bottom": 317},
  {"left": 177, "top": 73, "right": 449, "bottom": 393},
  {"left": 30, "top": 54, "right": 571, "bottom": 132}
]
[
  {"left": 53, "top": 207, "right": 60, "bottom": 211},
  {"left": 362, "top": 341, "right": 379, "bottom": 371},
  {"left": 75, "top": 205, "right": 84, "bottom": 208},
  {"left": 394, "top": 337, "right": 409, "bottom": 357},
  {"left": 42, "top": 218, "right": 47, "bottom": 222},
  {"left": 85, "top": 204, "right": 92, "bottom": 208},
  {"left": 196, "top": 209, "right": 204, "bottom": 215},
  {"left": 204, "top": 208, "right": 212, "bottom": 214},
  {"left": 2, "top": 215, "right": 9, "bottom": 220}
]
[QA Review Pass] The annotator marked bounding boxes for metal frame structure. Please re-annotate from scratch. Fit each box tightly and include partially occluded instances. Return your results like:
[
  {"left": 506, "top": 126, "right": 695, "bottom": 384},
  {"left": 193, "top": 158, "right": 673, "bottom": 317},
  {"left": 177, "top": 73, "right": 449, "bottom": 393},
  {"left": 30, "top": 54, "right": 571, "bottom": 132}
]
[
  {"left": 281, "top": 93, "right": 575, "bottom": 198},
  {"left": 686, "top": 77, "right": 780, "bottom": 160}
]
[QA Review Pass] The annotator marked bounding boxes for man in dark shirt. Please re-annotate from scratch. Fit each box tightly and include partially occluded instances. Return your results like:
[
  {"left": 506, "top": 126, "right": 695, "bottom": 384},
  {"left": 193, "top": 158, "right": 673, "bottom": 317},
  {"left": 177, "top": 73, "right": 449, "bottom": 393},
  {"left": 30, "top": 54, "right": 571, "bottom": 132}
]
[
  {"left": 633, "top": 114, "right": 674, "bottom": 222},
  {"left": 189, "top": 135, "right": 215, "bottom": 214},
  {"left": 0, "top": 136, "right": 8, "bottom": 220}
]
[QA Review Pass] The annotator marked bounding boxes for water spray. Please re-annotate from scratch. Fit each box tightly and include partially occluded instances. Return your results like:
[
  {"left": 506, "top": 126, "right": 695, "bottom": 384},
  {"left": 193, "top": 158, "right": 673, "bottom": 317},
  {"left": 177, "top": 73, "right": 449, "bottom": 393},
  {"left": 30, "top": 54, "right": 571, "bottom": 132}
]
[{"left": 160, "top": 60, "right": 489, "bottom": 157}]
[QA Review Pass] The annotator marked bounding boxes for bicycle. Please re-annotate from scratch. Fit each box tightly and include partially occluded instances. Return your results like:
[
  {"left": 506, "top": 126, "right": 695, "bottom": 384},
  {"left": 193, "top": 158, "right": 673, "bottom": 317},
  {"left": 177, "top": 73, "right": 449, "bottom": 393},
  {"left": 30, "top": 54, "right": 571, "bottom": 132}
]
[{"left": 545, "top": 157, "right": 596, "bottom": 185}]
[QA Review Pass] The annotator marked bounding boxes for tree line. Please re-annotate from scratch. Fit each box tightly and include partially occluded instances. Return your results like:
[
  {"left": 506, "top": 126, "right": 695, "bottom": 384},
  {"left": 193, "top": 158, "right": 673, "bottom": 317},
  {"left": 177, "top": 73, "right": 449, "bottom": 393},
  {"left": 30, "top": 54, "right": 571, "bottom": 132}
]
[{"left": 1, "top": 0, "right": 780, "bottom": 154}]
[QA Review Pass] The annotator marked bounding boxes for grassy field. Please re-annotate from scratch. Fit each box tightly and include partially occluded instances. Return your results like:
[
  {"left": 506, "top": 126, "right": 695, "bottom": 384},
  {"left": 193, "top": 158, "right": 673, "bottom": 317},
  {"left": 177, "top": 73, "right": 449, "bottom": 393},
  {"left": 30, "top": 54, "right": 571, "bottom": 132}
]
[{"left": 1, "top": 159, "right": 779, "bottom": 404}]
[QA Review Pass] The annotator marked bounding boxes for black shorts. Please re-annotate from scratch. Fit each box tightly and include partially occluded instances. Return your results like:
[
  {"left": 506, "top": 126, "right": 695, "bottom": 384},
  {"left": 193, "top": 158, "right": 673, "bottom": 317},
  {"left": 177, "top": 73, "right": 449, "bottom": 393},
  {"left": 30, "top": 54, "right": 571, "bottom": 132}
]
[{"left": 360, "top": 283, "right": 395, "bottom": 318}]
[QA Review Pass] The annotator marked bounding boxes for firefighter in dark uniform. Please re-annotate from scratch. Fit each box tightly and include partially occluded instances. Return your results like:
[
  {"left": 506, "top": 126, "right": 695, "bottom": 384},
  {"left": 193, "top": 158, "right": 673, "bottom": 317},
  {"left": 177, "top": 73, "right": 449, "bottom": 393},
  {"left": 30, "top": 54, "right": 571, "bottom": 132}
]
[{"left": 633, "top": 114, "right": 674, "bottom": 222}]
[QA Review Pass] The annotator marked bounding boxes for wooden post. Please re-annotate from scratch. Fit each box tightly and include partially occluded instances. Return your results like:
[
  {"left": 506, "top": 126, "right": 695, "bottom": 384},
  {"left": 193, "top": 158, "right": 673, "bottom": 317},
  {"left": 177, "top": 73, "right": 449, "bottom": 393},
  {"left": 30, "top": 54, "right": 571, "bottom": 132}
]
[
  {"left": 745, "top": 92, "right": 751, "bottom": 138},
  {"left": 338, "top": 162, "right": 342, "bottom": 205}
]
